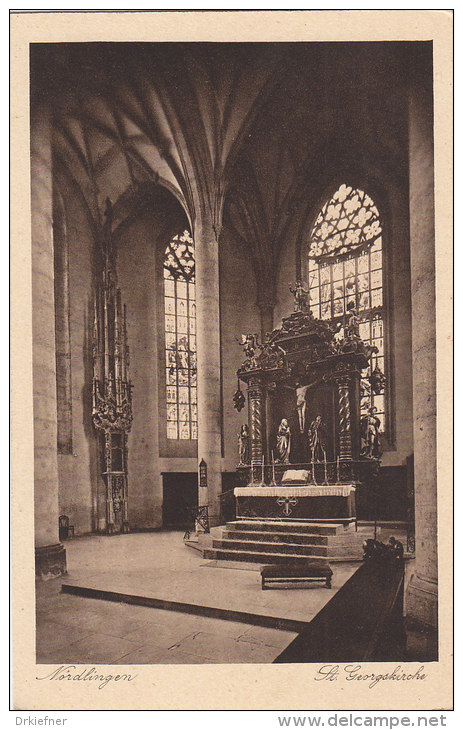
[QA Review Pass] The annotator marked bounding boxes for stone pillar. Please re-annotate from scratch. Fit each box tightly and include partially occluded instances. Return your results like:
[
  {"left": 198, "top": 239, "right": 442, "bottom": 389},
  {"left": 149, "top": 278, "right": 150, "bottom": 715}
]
[
  {"left": 194, "top": 216, "right": 222, "bottom": 526},
  {"left": 334, "top": 374, "right": 353, "bottom": 460},
  {"left": 406, "top": 45, "right": 438, "bottom": 629},
  {"left": 248, "top": 379, "right": 264, "bottom": 463},
  {"left": 258, "top": 300, "right": 274, "bottom": 342},
  {"left": 53, "top": 185, "right": 73, "bottom": 454},
  {"left": 31, "top": 101, "right": 66, "bottom": 578}
]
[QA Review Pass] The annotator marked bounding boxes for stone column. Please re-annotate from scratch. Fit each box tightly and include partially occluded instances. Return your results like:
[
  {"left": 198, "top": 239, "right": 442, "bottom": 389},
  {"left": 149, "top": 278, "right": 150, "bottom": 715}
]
[
  {"left": 31, "top": 101, "right": 66, "bottom": 578},
  {"left": 248, "top": 379, "right": 264, "bottom": 463},
  {"left": 194, "top": 216, "right": 222, "bottom": 526},
  {"left": 406, "top": 45, "right": 438, "bottom": 629},
  {"left": 53, "top": 185, "right": 73, "bottom": 454},
  {"left": 257, "top": 300, "right": 274, "bottom": 342}
]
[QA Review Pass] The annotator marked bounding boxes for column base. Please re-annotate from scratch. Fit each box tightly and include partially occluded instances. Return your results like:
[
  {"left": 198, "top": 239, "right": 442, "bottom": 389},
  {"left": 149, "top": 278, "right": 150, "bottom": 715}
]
[
  {"left": 35, "top": 543, "right": 67, "bottom": 580},
  {"left": 404, "top": 614, "right": 438, "bottom": 662},
  {"left": 208, "top": 513, "right": 222, "bottom": 529},
  {"left": 406, "top": 572, "right": 438, "bottom": 630}
]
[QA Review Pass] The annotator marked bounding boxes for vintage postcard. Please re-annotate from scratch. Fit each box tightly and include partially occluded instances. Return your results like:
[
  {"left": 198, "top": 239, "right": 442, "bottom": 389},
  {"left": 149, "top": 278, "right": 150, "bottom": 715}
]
[{"left": 10, "top": 10, "right": 453, "bottom": 712}]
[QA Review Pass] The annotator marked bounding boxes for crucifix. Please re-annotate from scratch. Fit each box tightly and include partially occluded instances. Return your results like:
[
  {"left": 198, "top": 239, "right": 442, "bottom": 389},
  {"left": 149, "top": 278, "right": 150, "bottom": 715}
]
[{"left": 276, "top": 496, "right": 298, "bottom": 517}]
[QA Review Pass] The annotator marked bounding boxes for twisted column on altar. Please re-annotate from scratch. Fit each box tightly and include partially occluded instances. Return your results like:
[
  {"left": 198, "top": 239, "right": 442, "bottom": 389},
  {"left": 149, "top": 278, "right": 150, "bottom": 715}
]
[
  {"left": 334, "top": 373, "right": 353, "bottom": 460},
  {"left": 248, "top": 380, "right": 264, "bottom": 463}
]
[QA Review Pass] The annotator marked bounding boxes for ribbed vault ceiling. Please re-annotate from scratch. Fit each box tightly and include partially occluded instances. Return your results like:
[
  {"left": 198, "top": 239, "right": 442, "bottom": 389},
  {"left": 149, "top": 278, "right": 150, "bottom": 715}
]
[{"left": 32, "top": 41, "right": 411, "bottom": 297}]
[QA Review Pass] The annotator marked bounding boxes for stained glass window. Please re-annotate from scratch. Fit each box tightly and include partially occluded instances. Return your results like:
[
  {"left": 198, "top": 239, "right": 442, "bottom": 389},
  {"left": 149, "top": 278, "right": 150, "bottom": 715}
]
[
  {"left": 308, "top": 186, "right": 387, "bottom": 432},
  {"left": 164, "top": 230, "right": 197, "bottom": 440}
]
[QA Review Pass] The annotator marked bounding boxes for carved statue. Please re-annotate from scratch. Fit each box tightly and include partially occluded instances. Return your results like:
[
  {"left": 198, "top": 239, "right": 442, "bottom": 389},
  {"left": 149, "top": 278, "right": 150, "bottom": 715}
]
[
  {"left": 289, "top": 280, "right": 309, "bottom": 313},
  {"left": 369, "top": 362, "right": 387, "bottom": 395},
  {"left": 333, "top": 320, "right": 345, "bottom": 344},
  {"left": 295, "top": 383, "right": 311, "bottom": 433},
  {"left": 238, "top": 424, "right": 250, "bottom": 465},
  {"left": 346, "top": 304, "right": 360, "bottom": 339},
  {"left": 309, "top": 415, "right": 327, "bottom": 462},
  {"left": 360, "top": 406, "right": 381, "bottom": 458},
  {"left": 276, "top": 418, "right": 291, "bottom": 464},
  {"left": 238, "top": 333, "right": 260, "bottom": 368}
]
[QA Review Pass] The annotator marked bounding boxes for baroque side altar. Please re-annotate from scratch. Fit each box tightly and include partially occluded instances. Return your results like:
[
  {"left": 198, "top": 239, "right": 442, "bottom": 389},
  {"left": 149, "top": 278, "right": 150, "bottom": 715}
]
[{"left": 233, "top": 293, "right": 380, "bottom": 524}]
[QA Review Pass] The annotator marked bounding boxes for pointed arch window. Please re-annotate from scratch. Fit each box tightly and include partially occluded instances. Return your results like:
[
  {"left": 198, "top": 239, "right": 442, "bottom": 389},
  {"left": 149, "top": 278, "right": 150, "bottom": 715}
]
[
  {"left": 163, "top": 230, "right": 197, "bottom": 440},
  {"left": 307, "top": 184, "right": 387, "bottom": 432}
]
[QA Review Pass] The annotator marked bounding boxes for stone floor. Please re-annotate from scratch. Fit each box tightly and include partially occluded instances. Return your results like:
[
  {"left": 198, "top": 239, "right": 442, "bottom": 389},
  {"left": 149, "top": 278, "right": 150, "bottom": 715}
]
[
  {"left": 59, "top": 530, "right": 361, "bottom": 623},
  {"left": 36, "top": 578, "right": 298, "bottom": 664},
  {"left": 36, "top": 530, "right": 363, "bottom": 665}
]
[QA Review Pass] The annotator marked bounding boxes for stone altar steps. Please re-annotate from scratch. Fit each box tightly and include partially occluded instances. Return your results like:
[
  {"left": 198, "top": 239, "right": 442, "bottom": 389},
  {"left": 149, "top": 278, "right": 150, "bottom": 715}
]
[
  {"left": 221, "top": 529, "right": 330, "bottom": 546},
  {"left": 213, "top": 539, "right": 330, "bottom": 557},
  {"left": 203, "top": 546, "right": 328, "bottom": 566},
  {"left": 202, "top": 520, "right": 366, "bottom": 565},
  {"left": 225, "top": 520, "right": 345, "bottom": 535}
]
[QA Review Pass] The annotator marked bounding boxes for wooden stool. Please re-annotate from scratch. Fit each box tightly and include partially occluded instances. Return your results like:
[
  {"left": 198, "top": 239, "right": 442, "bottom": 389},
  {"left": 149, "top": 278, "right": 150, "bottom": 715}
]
[{"left": 260, "top": 563, "right": 333, "bottom": 590}]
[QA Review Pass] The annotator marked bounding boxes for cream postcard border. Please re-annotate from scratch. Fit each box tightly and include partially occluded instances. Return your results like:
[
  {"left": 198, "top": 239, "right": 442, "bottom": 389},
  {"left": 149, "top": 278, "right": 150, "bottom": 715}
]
[{"left": 10, "top": 10, "right": 453, "bottom": 711}]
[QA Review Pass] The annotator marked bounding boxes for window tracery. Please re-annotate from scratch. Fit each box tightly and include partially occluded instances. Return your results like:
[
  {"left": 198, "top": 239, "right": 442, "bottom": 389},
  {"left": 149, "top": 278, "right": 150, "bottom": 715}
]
[
  {"left": 309, "top": 184, "right": 382, "bottom": 262},
  {"left": 163, "top": 230, "right": 197, "bottom": 440}
]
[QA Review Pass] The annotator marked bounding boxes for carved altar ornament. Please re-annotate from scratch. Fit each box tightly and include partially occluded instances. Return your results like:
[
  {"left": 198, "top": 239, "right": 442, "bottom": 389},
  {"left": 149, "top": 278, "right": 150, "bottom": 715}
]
[
  {"left": 232, "top": 384, "right": 246, "bottom": 412},
  {"left": 276, "top": 418, "right": 291, "bottom": 464}
]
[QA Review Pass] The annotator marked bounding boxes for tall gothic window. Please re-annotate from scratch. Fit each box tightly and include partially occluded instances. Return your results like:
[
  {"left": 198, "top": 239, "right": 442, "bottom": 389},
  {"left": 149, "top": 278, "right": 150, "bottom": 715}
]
[
  {"left": 307, "top": 184, "right": 387, "bottom": 431},
  {"left": 163, "top": 230, "right": 197, "bottom": 440}
]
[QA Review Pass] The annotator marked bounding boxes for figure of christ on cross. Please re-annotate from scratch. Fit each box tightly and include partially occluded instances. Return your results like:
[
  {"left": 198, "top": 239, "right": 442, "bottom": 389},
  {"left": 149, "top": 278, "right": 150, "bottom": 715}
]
[
  {"left": 296, "top": 383, "right": 310, "bottom": 433},
  {"left": 295, "top": 379, "right": 323, "bottom": 433}
]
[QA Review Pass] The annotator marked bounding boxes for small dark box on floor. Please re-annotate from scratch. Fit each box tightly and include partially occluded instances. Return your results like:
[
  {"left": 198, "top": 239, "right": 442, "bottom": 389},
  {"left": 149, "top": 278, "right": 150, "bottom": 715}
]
[{"left": 260, "top": 563, "right": 333, "bottom": 590}]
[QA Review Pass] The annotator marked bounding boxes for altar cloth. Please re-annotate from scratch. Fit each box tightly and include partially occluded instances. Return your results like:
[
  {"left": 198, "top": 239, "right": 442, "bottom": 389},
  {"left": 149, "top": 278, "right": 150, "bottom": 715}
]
[
  {"left": 234, "top": 484, "right": 357, "bottom": 520},
  {"left": 234, "top": 485, "right": 356, "bottom": 498}
]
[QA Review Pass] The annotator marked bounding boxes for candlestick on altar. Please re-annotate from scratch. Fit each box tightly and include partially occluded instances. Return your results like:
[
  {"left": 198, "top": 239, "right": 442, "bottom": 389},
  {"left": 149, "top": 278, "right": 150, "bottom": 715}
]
[
  {"left": 336, "top": 456, "right": 340, "bottom": 483},
  {"left": 261, "top": 458, "right": 265, "bottom": 487},
  {"left": 311, "top": 459, "right": 316, "bottom": 485},
  {"left": 323, "top": 453, "right": 328, "bottom": 485},
  {"left": 270, "top": 451, "right": 277, "bottom": 486}
]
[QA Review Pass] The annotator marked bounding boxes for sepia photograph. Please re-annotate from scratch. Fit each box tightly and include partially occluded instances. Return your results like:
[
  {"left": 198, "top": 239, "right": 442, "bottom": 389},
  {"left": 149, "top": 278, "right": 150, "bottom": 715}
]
[{"left": 11, "top": 9, "right": 453, "bottom": 712}]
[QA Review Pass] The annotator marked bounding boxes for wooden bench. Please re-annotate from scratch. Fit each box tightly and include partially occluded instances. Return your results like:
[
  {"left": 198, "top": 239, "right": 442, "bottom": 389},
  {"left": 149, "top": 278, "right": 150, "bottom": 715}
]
[
  {"left": 273, "top": 560, "right": 406, "bottom": 663},
  {"left": 261, "top": 563, "right": 333, "bottom": 590}
]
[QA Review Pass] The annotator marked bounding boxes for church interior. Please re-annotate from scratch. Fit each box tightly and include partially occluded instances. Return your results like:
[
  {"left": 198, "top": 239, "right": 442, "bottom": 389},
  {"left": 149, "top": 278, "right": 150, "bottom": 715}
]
[{"left": 31, "top": 41, "right": 438, "bottom": 664}]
